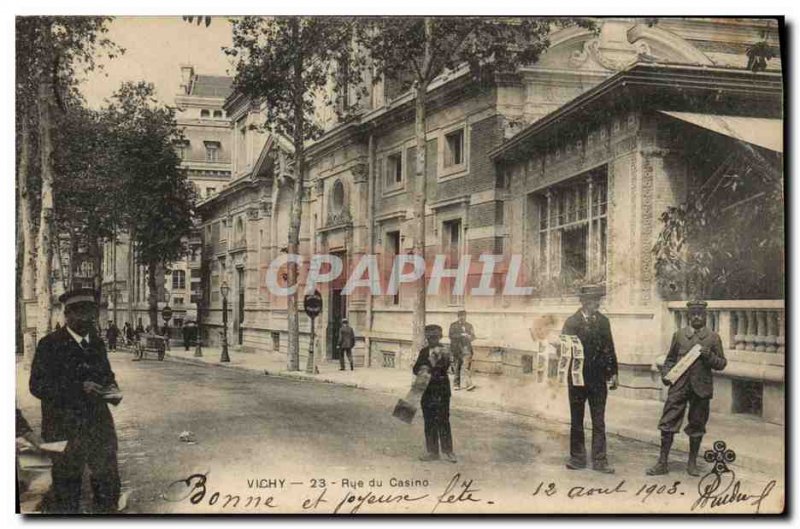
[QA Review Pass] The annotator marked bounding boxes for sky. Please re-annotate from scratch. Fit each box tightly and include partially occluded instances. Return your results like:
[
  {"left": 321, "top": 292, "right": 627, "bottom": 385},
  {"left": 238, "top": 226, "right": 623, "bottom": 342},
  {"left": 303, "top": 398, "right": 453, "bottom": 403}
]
[{"left": 78, "top": 16, "right": 236, "bottom": 108}]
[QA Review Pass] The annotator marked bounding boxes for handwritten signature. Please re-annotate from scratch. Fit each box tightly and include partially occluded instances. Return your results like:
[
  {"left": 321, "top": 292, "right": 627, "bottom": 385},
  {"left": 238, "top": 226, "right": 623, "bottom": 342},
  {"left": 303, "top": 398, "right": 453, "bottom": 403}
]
[{"left": 692, "top": 469, "right": 776, "bottom": 514}]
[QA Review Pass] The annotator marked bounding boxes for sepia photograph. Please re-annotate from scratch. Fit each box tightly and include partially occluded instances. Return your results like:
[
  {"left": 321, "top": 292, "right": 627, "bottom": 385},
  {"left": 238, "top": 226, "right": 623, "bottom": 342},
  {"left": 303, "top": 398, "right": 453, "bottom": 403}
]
[{"left": 12, "top": 13, "right": 785, "bottom": 515}]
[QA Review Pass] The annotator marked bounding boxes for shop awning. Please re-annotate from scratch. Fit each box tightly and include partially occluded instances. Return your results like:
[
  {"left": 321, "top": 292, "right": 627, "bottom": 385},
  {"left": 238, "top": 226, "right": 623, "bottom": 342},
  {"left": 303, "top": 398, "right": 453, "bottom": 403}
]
[{"left": 659, "top": 111, "right": 783, "bottom": 153}]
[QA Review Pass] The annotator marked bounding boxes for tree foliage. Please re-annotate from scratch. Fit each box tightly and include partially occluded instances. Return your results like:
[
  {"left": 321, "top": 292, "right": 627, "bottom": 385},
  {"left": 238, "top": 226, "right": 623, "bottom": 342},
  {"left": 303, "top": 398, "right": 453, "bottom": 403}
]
[
  {"left": 354, "top": 16, "right": 596, "bottom": 350},
  {"left": 355, "top": 17, "right": 596, "bottom": 91},
  {"left": 225, "top": 16, "right": 361, "bottom": 371},
  {"left": 652, "top": 146, "right": 783, "bottom": 300},
  {"left": 105, "top": 81, "right": 196, "bottom": 266}
]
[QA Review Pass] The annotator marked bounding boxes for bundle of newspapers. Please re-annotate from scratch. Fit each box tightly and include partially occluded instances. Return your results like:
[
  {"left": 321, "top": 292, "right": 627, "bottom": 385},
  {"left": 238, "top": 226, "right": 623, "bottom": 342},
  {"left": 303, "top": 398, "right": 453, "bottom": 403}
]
[{"left": 557, "top": 334, "right": 584, "bottom": 387}]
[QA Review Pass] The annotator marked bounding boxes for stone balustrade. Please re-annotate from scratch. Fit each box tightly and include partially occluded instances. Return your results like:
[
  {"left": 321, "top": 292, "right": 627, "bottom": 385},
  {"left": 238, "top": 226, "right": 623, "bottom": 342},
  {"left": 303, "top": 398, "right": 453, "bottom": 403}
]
[{"left": 668, "top": 300, "right": 784, "bottom": 355}]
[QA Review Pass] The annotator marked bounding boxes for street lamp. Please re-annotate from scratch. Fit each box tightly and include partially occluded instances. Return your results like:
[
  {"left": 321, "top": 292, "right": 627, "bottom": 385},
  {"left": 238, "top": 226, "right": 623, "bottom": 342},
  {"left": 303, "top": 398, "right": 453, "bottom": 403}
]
[{"left": 220, "top": 280, "right": 230, "bottom": 362}]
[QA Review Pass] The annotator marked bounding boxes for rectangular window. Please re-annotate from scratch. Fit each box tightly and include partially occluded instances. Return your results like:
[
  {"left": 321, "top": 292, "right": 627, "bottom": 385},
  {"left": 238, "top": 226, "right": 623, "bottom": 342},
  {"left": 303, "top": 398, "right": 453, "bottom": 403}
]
[
  {"left": 536, "top": 166, "right": 608, "bottom": 293},
  {"left": 172, "top": 270, "right": 186, "bottom": 290},
  {"left": 173, "top": 297, "right": 184, "bottom": 306},
  {"left": 205, "top": 142, "right": 220, "bottom": 162},
  {"left": 176, "top": 141, "right": 189, "bottom": 160},
  {"left": 385, "top": 152, "right": 403, "bottom": 189},
  {"left": 386, "top": 231, "right": 401, "bottom": 306},
  {"left": 206, "top": 187, "right": 216, "bottom": 198},
  {"left": 444, "top": 129, "right": 464, "bottom": 167},
  {"left": 442, "top": 219, "right": 463, "bottom": 306}
]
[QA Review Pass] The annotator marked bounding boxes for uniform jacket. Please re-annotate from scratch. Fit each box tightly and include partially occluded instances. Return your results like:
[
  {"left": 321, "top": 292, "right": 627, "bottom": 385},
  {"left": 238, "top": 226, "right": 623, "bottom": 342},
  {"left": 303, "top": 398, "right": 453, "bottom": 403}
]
[
  {"left": 561, "top": 310, "right": 618, "bottom": 387},
  {"left": 448, "top": 321, "right": 475, "bottom": 356},
  {"left": 338, "top": 324, "right": 355, "bottom": 349},
  {"left": 29, "top": 327, "right": 119, "bottom": 443},
  {"left": 413, "top": 345, "right": 452, "bottom": 405},
  {"left": 662, "top": 326, "right": 727, "bottom": 399}
]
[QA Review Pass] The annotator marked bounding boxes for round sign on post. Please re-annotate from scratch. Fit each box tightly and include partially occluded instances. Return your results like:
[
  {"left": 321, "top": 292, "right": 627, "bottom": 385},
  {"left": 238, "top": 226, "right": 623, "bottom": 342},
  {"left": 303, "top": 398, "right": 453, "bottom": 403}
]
[
  {"left": 304, "top": 290, "right": 323, "bottom": 319},
  {"left": 162, "top": 305, "right": 173, "bottom": 322}
]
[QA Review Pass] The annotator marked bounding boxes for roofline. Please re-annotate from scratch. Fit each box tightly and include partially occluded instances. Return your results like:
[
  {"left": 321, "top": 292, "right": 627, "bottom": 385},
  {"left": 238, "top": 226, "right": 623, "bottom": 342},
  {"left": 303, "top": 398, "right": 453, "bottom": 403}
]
[{"left": 490, "top": 62, "right": 782, "bottom": 161}]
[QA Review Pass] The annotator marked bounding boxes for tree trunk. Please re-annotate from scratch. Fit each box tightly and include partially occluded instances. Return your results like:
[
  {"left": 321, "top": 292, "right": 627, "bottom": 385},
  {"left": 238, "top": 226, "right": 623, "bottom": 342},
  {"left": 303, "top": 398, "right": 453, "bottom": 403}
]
[
  {"left": 410, "top": 18, "right": 433, "bottom": 353},
  {"left": 127, "top": 230, "right": 135, "bottom": 327},
  {"left": 286, "top": 18, "right": 305, "bottom": 371},
  {"left": 19, "top": 107, "right": 38, "bottom": 363},
  {"left": 36, "top": 20, "right": 55, "bottom": 340},
  {"left": 147, "top": 259, "right": 159, "bottom": 330}
]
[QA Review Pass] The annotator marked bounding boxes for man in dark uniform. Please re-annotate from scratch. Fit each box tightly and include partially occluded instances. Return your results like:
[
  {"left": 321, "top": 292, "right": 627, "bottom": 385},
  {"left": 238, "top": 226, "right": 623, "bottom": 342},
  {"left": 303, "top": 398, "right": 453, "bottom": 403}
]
[
  {"left": 29, "top": 288, "right": 122, "bottom": 513},
  {"left": 647, "top": 299, "right": 727, "bottom": 476},
  {"left": 413, "top": 324, "right": 456, "bottom": 463},
  {"left": 105, "top": 321, "right": 119, "bottom": 352},
  {"left": 562, "top": 285, "right": 618, "bottom": 474},
  {"left": 448, "top": 310, "right": 476, "bottom": 391},
  {"left": 338, "top": 318, "right": 355, "bottom": 371}
]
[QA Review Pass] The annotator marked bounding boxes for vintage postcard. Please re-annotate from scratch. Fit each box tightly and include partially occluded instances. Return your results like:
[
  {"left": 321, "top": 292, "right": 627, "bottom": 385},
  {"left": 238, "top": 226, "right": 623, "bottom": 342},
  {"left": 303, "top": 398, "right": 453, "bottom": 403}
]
[{"left": 14, "top": 15, "right": 785, "bottom": 515}]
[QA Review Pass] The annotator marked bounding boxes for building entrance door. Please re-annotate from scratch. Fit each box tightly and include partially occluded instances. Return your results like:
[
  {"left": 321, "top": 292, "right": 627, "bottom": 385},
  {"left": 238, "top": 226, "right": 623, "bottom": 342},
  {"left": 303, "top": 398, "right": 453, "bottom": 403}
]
[{"left": 326, "top": 251, "right": 347, "bottom": 361}]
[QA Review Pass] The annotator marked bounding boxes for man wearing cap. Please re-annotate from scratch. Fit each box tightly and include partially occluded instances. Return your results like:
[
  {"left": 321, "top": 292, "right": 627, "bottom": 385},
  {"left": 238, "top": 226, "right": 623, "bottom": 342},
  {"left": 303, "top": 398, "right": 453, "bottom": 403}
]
[
  {"left": 561, "top": 285, "right": 618, "bottom": 474},
  {"left": 647, "top": 299, "right": 727, "bottom": 477},
  {"left": 449, "top": 310, "right": 476, "bottom": 391},
  {"left": 29, "top": 288, "right": 122, "bottom": 513},
  {"left": 413, "top": 324, "right": 457, "bottom": 463},
  {"left": 105, "top": 321, "right": 119, "bottom": 352},
  {"left": 338, "top": 318, "right": 355, "bottom": 371}
]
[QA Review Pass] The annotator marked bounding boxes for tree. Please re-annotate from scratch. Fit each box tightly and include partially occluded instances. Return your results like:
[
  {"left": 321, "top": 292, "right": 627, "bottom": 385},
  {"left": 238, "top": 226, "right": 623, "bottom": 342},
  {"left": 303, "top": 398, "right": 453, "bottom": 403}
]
[
  {"left": 15, "top": 16, "right": 120, "bottom": 359},
  {"left": 653, "top": 144, "right": 783, "bottom": 300},
  {"left": 226, "top": 16, "right": 362, "bottom": 371},
  {"left": 105, "top": 82, "right": 196, "bottom": 328},
  {"left": 355, "top": 17, "right": 595, "bottom": 351}
]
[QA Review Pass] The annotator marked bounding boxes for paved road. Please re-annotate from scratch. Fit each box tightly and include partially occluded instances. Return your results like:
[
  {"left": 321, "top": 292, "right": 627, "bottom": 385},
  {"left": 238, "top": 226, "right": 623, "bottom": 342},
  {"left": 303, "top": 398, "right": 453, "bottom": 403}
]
[{"left": 39, "top": 353, "right": 784, "bottom": 514}]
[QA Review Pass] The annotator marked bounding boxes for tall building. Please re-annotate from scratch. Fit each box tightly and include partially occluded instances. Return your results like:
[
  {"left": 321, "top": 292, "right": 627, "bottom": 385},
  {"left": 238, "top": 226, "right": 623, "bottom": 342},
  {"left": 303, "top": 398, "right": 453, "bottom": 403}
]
[
  {"left": 101, "top": 66, "right": 233, "bottom": 330},
  {"left": 196, "top": 18, "right": 783, "bottom": 424}
]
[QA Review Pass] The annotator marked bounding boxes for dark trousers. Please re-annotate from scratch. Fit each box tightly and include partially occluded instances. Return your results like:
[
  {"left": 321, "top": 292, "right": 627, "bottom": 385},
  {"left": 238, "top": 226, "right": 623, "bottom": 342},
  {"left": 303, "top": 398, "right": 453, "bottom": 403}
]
[
  {"left": 422, "top": 399, "right": 453, "bottom": 455},
  {"left": 339, "top": 348, "right": 353, "bottom": 369},
  {"left": 658, "top": 382, "right": 710, "bottom": 437},
  {"left": 568, "top": 382, "right": 608, "bottom": 466},
  {"left": 108, "top": 338, "right": 117, "bottom": 351},
  {"left": 47, "top": 434, "right": 120, "bottom": 513}
]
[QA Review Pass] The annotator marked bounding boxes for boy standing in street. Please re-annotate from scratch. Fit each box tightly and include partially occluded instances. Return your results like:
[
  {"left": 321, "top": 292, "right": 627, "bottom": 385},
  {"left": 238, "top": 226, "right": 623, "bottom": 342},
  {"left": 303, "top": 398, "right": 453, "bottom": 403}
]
[{"left": 414, "top": 324, "right": 456, "bottom": 463}]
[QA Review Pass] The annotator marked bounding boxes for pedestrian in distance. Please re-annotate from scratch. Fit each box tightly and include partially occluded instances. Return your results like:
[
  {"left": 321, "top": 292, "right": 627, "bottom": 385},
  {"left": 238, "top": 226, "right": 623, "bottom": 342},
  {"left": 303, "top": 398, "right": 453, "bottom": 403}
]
[
  {"left": 29, "top": 288, "right": 123, "bottom": 513},
  {"left": 414, "top": 324, "right": 457, "bottom": 463},
  {"left": 646, "top": 299, "right": 727, "bottom": 477},
  {"left": 562, "top": 284, "right": 619, "bottom": 474},
  {"left": 338, "top": 318, "right": 355, "bottom": 371},
  {"left": 183, "top": 323, "right": 192, "bottom": 352},
  {"left": 105, "top": 321, "right": 119, "bottom": 352},
  {"left": 122, "top": 322, "right": 133, "bottom": 347},
  {"left": 449, "top": 310, "right": 476, "bottom": 391},
  {"left": 135, "top": 321, "right": 144, "bottom": 338}
]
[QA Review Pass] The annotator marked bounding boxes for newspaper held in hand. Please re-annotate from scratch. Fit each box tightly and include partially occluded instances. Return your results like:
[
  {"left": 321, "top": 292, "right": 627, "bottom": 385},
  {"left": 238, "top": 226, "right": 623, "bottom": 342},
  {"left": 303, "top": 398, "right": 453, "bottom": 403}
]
[
  {"left": 97, "top": 384, "right": 123, "bottom": 406},
  {"left": 392, "top": 367, "right": 432, "bottom": 424},
  {"left": 664, "top": 344, "right": 703, "bottom": 385},
  {"left": 557, "top": 335, "right": 571, "bottom": 385},
  {"left": 570, "top": 336, "right": 585, "bottom": 387}
]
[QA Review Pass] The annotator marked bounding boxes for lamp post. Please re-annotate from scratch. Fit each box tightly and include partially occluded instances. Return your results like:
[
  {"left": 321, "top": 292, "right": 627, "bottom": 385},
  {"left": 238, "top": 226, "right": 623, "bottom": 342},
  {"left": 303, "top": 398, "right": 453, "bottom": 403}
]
[
  {"left": 194, "top": 287, "right": 203, "bottom": 357},
  {"left": 220, "top": 280, "right": 230, "bottom": 362}
]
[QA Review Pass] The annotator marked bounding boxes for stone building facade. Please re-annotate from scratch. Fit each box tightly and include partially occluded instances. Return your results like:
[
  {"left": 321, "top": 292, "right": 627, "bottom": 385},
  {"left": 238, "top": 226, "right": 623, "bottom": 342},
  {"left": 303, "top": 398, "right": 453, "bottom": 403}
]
[
  {"left": 101, "top": 66, "right": 233, "bottom": 329},
  {"left": 196, "top": 18, "right": 784, "bottom": 423}
]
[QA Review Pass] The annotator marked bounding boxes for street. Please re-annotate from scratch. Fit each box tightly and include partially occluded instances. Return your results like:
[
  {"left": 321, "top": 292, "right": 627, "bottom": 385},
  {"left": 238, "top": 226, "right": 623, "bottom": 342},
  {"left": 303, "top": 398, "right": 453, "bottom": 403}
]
[{"left": 30, "top": 352, "right": 783, "bottom": 514}]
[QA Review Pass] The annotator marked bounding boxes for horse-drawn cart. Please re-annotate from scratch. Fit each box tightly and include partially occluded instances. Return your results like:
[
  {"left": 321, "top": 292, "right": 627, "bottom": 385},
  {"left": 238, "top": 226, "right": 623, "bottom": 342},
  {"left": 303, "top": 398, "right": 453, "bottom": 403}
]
[{"left": 134, "top": 334, "right": 166, "bottom": 361}]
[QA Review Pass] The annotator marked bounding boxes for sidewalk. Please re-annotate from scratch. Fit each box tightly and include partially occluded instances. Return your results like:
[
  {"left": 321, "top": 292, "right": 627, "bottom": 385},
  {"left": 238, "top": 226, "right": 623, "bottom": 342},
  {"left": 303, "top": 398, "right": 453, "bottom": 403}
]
[{"left": 156, "top": 346, "right": 782, "bottom": 474}]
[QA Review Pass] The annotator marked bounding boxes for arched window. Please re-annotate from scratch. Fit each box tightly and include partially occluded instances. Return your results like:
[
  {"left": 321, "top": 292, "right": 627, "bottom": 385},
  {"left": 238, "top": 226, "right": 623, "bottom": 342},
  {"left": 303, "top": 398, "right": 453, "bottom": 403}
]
[
  {"left": 200, "top": 109, "right": 210, "bottom": 118},
  {"left": 172, "top": 270, "right": 186, "bottom": 290},
  {"left": 331, "top": 180, "right": 345, "bottom": 214}
]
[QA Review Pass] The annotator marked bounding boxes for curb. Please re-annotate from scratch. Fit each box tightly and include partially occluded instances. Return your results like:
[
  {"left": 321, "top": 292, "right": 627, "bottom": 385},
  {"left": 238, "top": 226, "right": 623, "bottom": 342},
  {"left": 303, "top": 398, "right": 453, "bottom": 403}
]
[{"left": 161, "top": 352, "right": 781, "bottom": 475}]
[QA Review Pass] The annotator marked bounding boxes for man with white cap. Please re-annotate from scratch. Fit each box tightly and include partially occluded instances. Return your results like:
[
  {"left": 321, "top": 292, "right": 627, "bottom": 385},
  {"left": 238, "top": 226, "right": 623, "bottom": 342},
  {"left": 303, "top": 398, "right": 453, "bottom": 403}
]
[{"left": 29, "top": 287, "right": 122, "bottom": 513}]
